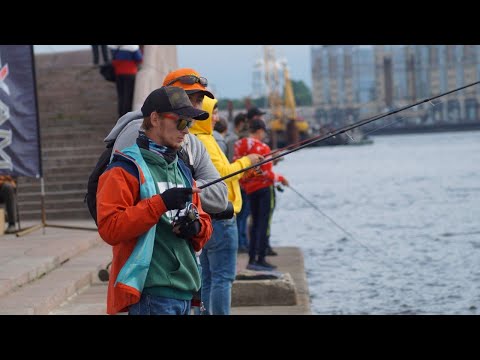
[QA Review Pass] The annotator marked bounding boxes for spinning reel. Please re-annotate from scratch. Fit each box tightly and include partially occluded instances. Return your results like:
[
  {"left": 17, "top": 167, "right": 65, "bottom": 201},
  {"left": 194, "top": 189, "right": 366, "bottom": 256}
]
[{"left": 172, "top": 202, "right": 199, "bottom": 231}]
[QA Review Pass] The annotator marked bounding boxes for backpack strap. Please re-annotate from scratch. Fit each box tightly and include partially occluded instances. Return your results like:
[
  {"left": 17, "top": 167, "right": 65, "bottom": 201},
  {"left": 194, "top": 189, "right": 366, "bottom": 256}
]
[
  {"left": 85, "top": 142, "right": 115, "bottom": 225},
  {"left": 178, "top": 148, "right": 194, "bottom": 178}
]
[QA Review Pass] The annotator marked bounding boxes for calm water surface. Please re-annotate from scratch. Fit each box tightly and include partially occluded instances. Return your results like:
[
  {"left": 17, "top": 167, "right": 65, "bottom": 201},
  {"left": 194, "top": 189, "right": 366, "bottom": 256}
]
[{"left": 271, "top": 131, "right": 480, "bottom": 314}]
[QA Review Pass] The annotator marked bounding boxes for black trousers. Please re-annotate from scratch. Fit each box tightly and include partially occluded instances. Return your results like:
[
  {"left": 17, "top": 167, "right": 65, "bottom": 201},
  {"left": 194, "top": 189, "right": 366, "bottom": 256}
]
[
  {"left": 115, "top": 74, "right": 136, "bottom": 118},
  {"left": 0, "top": 183, "right": 16, "bottom": 226},
  {"left": 248, "top": 186, "right": 275, "bottom": 261},
  {"left": 91, "top": 45, "right": 109, "bottom": 65}
]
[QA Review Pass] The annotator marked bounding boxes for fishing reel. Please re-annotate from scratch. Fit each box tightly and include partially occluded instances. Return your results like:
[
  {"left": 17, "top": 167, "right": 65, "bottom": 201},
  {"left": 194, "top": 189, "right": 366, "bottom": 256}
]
[
  {"left": 172, "top": 202, "right": 200, "bottom": 239},
  {"left": 172, "top": 202, "right": 199, "bottom": 227}
]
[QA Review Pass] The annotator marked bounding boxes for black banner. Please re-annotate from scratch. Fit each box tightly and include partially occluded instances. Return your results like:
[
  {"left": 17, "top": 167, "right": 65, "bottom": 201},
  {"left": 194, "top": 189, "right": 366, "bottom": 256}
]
[{"left": 0, "top": 45, "right": 41, "bottom": 178}]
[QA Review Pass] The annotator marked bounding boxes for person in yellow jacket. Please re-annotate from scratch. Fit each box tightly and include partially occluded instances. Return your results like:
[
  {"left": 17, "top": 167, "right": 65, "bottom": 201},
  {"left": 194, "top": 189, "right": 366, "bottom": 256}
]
[{"left": 189, "top": 96, "right": 263, "bottom": 314}]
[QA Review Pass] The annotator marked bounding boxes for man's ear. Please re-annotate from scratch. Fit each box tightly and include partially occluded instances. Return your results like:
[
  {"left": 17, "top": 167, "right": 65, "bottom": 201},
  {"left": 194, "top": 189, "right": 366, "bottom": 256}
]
[{"left": 150, "top": 112, "right": 160, "bottom": 127}]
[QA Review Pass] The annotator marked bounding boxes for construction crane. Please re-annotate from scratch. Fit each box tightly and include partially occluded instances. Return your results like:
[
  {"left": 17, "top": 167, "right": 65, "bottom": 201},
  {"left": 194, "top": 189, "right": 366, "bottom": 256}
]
[
  {"left": 263, "top": 46, "right": 283, "bottom": 148},
  {"left": 283, "top": 64, "right": 296, "bottom": 120},
  {"left": 262, "top": 45, "right": 309, "bottom": 148}
]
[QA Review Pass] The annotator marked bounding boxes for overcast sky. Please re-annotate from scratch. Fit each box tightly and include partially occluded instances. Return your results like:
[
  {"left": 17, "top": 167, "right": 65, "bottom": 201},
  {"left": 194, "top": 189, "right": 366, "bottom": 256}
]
[{"left": 33, "top": 45, "right": 311, "bottom": 99}]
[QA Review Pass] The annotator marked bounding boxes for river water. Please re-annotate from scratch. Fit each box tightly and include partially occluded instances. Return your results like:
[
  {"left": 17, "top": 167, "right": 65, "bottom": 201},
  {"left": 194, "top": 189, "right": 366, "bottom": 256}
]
[{"left": 270, "top": 131, "right": 480, "bottom": 314}]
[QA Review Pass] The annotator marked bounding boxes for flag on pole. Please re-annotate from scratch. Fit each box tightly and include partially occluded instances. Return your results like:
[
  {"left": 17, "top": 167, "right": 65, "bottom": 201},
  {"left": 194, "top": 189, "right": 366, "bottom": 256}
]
[{"left": 0, "top": 45, "right": 42, "bottom": 177}]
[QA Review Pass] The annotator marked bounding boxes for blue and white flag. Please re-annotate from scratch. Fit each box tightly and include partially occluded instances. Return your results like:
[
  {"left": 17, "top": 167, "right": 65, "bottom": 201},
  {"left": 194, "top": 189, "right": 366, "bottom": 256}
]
[{"left": 0, "top": 45, "right": 41, "bottom": 177}]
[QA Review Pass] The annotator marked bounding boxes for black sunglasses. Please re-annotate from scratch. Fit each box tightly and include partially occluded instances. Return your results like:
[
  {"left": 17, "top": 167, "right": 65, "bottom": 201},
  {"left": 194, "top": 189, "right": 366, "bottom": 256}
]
[
  {"left": 162, "top": 113, "right": 193, "bottom": 130},
  {"left": 166, "top": 75, "right": 208, "bottom": 87},
  {"left": 176, "top": 118, "right": 193, "bottom": 131}
]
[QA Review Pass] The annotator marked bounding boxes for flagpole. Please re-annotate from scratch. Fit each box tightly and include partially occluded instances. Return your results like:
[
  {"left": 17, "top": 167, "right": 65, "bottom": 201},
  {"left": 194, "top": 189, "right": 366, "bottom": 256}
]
[
  {"left": 14, "top": 45, "right": 44, "bottom": 236},
  {"left": 16, "top": 46, "right": 96, "bottom": 237}
]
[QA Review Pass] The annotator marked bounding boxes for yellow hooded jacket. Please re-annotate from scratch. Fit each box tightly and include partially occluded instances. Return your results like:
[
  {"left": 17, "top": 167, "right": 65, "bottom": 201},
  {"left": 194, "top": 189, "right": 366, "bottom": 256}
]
[{"left": 189, "top": 97, "right": 251, "bottom": 214}]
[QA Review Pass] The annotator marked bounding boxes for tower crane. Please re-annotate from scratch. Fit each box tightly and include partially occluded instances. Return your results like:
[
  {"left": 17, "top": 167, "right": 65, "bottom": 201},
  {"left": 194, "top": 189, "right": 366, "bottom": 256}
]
[{"left": 262, "top": 45, "right": 309, "bottom": 148}]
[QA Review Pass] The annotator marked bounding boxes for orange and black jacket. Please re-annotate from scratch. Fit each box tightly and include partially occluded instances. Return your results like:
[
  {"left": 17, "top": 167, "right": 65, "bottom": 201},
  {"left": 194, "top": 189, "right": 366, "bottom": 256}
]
[{"left": 97, "top": 143, "right": 212, "bottom": 314}]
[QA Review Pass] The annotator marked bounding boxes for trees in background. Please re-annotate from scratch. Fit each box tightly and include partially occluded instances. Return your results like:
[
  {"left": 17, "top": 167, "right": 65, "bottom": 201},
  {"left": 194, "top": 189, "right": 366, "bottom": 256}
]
[{"left": 217, "top": 80, "right": 311, "bottom": 110}]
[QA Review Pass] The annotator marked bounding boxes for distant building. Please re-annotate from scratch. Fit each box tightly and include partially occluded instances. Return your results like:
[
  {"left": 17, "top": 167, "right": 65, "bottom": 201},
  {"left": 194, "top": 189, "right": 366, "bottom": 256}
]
[{"left": 311, "top": 45, "right": 480, "bottom": 132}]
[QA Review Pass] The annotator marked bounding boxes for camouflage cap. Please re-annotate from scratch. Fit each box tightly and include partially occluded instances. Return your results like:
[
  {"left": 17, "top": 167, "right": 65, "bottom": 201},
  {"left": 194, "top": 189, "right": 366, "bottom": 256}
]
[{"left": 141, "top": 86, "right": 208, "bottom": 120}]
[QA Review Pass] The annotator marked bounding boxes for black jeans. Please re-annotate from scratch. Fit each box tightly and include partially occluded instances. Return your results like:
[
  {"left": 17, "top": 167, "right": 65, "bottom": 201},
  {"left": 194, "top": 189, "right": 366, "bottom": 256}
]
[
  {"left": 91, "top": 45, "right": 109, "bottom": 65},
  {"left": 115, "top": 74, "right": 136, "bottom": 118},
  {"left": 248, "top": 186, "right": 275, "bottom": 261},
  {"left": 0, "top": 183, "right": 16, "bottom": 226}
]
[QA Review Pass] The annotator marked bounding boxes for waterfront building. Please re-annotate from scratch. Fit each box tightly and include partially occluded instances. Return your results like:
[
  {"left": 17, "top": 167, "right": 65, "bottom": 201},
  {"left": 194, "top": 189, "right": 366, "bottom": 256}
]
[{"left": 311, "top": 45, "right": 480, "bottom": 132}]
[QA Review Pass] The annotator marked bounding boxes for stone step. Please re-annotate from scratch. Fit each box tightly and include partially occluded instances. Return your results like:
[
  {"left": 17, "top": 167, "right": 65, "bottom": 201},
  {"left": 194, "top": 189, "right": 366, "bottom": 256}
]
[
  {"left": 41, "top": 131, "right": 107, "bottom": 142},
  {"left": 232, "top": 272, "right": 297, "bottom": 307},
  {"left": 39, "top": 106, "right": 117, "bottom": 118},
  {"left": 18, "top": 180, "right": 89, "bottom": 193},
  {"left": 39, "top": 155, "right": 99, "bottom": 168},
  {"left": 50, "top": 282, "right": 108, "bottom": 315},
  {"left": 18, "top": 172, "right": 94, "bottom": 185},
  {"left": 0, "top": 225, "right": 101, "bottom": 299},
  {"left": 18, "top": 197, "right": 87, "bottom": 211},
  {"left": 39, "top": 110, "right": 118, "bottom": 124},
  {"left": 39, "top": 125, "right": 109, "bottom": 134},
  {"left": 18, "top": 188, "right": 86, "bottom": 199},
  {"left": 39, "top": 137, "right": 107, "bottom": 148},
  {"left": 19, "top": 208, "right": 92, "bottom": 220},
  {"left": 0, "top": 235, "right": 110, "bottom": 315},
  {"left": 17, "top": 201, "right": 89, "bottom": 218},
  {"left": 41, "top": 124, "right": 113, "bottom": 135},
  {"left": 41, "top": 118, "right": 117, "bottom": 129},
  {"left": 40, "top": 112, "right": 117, "bottom": 123},
  {"left": 37, "top": 165, "right": 96, "bottom": 177},
  {"left": 41, "top": 145, "right": 107, "bottom": 158}
]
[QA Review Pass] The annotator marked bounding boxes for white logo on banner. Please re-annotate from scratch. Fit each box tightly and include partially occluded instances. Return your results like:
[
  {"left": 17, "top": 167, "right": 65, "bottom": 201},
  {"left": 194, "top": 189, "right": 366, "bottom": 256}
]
[
  {"left": 0, "top": 54, "right": 13, "bottom": 170},
  {"left": 0, "top": 55, "right": 10, "bottom": 96}
]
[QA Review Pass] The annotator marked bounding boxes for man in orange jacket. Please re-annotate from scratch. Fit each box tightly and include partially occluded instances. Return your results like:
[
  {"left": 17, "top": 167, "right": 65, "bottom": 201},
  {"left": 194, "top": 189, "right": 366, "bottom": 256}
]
[{"left": 97, "top": 86, "right": 213, "bottom": 315}]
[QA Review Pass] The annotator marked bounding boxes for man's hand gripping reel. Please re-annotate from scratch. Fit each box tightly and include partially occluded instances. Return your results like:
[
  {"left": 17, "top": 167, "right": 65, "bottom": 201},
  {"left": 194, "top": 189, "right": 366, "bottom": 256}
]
[{"left": 172, "top": 202, "right": 200, "bottom": 239}]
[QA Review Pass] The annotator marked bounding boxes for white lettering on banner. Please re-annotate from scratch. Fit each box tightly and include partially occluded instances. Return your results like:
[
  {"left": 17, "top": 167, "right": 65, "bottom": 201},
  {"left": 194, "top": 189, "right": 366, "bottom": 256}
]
[
  {"left": 0, "top": 129, "right": 12, "bottom": 170},
  {"left": 0, "top": 59, "right": 10, "bottom": 96},
  {"left": 0, "top": 53, "right": 12, "bottom": 170},
  {"left": 0, "top": 99, "right": 10, "bottom": 126}
]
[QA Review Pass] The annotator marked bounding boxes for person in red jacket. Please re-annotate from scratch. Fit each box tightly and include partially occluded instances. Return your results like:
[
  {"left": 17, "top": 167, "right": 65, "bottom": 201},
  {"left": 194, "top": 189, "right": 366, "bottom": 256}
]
[
  {"left": 109, "top": 45, "right": 143, "bottom": 118},
  {"left": 234, "top": 119, "right": 289, "bottom": 271}
]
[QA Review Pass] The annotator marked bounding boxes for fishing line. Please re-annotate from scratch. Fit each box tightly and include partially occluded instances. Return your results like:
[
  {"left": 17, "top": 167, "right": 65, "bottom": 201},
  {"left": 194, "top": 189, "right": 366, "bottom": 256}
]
[
  {"left": 288, "top": 185, "right": 391, "bottom": 261},
  {"left": 362, "top": 97, "right": 447, "bottom": 137},
  {"left": 199, "top": 80, "right": 480, "bottom": 190},
  {"left": 267, "top": 111, "right": 393, "bottom": 157},
  {"left": 286, "top": 184, "right": 433, "bottom": 308},
  {"left": 271, "top": 88, "right": 458, "bottom": 155}
]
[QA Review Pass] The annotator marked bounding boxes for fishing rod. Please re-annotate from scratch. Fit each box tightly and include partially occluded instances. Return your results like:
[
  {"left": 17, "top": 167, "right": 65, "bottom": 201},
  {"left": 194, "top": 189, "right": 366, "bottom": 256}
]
[
  {"left": 199, "top": 80, "right": 480, "bottom": 190},
  {"left": 267, "top": 131, "right": 329, "bottom": 157},
  {"left": 266, "top": 110, "right": 385, "bottom": 157}
]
